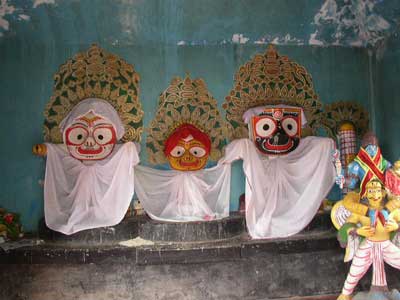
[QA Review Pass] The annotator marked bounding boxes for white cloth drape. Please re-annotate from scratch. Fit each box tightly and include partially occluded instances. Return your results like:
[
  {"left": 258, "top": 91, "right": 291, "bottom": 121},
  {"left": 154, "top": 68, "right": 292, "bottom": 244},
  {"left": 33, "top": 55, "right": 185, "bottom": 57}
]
[
  {"left": 222, "top": 137, "right": 336, "bottom": 239},
  {"left": 44, "top": 142, "right": 139, "bottom": 235},
  {"left": 134, "top": 164, "right": 231, "bottom": 222}
]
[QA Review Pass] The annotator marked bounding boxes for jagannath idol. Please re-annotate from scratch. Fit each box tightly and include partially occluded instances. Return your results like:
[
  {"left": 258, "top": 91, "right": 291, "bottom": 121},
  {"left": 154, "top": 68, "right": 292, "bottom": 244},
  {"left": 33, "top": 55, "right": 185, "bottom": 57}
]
[
  {"left": 222, "top": 45, "right": 338, "bottom": 239},
  {"left": 135, "top": 75, "right": 229, "bottom": 222},
  {"left": 32, "top": 45, "right": 143, "bottom": 234}
]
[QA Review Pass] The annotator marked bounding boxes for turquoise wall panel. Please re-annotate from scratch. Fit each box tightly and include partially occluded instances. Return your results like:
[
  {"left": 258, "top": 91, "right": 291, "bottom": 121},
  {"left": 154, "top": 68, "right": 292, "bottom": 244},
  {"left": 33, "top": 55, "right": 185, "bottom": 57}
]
[
  {"left": 377, "top": 33, "right": 400, "bottom": 162},
  {"left": 0, "top": 0, "right": 381, "bottom": 232}
]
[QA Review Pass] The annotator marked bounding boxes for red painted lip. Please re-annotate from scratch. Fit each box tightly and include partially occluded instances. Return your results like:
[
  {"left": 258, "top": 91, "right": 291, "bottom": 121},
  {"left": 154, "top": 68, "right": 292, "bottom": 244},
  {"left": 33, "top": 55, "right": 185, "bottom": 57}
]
[
  {"left": 179, "top": 160, "right": 200, "bottom": 167},
  {"left": 77, "top": 147, "right": 103, "bottom": 155},
  {"left": 266, "top": 139, "right": 293, "bottom": 151}
]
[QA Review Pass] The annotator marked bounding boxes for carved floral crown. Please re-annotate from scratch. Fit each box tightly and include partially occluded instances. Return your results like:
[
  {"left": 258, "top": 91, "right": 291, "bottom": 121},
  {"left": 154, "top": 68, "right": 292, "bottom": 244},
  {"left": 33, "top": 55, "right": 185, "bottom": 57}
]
[
  {"left": 43, "top": 44, "right": 143, "bottom": 143},
  {"left": 223, "top": 44, "right": 323, "bottom": 139},
  {"left": 146, "top": 75, "right": 227, "bottom": 165}
]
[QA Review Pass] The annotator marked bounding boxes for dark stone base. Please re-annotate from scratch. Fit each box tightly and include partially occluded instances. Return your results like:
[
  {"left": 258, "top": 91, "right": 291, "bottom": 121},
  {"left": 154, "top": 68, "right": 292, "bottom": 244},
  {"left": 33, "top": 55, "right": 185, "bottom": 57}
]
[
  {"left": 38, "top": 212, "right": 332, "bottom": 244},
  {"left": 38, "top": 216, "right": 140, "bottom": 246},
  {"left": 138, "top": 213, "right": 245, "bottom": 242},
  {"left": 4, "top": 213, "right": 397, "bottom": 300},
  {"left": 2, "top": 234, "right": 400, "bottom": 300}
]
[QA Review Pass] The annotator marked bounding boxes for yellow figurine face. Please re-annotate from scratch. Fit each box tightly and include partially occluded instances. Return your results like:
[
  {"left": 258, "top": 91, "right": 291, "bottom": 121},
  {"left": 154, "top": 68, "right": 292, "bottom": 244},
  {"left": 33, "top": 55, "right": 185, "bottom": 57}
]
[
  {"left": 366, "top": 180, "right": 384, "bottom": 209},
  {"left": 164, "top": 124, "right": 211, "bottom": 172},
  {"left": 167, "top": 137, "right": 209, "bottom": 171}
]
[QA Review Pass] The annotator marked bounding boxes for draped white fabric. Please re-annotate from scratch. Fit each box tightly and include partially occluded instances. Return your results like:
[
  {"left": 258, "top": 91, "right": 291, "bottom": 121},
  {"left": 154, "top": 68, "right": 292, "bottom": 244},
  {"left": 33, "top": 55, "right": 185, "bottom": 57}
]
[
  {"left": 44, "top": 142, "right": 139, "bottom": 234},
  {"left": 222, "top": 137, "right": 336, "bottom": 239},
  {"left": 134, "top": 164, "right": 231, "bottom": 222}
]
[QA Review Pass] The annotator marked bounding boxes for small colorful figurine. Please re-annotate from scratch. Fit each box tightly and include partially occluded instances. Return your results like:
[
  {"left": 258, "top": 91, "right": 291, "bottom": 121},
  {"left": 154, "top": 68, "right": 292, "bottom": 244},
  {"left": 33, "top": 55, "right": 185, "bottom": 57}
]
[
  {"left": 333, "top": 179, "right": 400, "bottom": 300},
  {"left": 385, "top": 160, "right": 400, "bottom": 204},
  {"left": 338, "top": 122, "right": 357, "bottom": 193},
  {"left": 347, "top": 132, "right": 391, "bottom": 196}
]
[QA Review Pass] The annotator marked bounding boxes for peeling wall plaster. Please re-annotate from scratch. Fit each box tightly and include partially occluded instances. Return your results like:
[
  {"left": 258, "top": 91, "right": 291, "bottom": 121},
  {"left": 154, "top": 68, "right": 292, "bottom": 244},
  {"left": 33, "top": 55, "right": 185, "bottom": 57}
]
[
  {"left": 33, "top": 0, "right": 55, "bottom": 8},
  {"left": 310, "top": 0, "right": 391, "bottom": 48},
  {"left": 0, "top": 0, "right": 398, "bottom": 50},
  {"left": 0, "top": 0, "right": 56, "bottom": 37},
  {"left": 0, "top": 0, "right": 15, "bottom": 36},
  {"left": 177, "top": 34, "right": 305, "bottom": 46},
  {"left": 232, "top": 33, "right": 249, "bottom": 44}
]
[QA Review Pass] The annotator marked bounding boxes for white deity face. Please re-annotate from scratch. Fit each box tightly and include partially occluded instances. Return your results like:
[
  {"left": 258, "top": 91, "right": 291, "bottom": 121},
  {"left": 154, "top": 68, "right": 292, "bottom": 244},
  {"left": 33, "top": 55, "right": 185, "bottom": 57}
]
[{"left": 64, "top": 110, "right": 117, "bottom": 161}]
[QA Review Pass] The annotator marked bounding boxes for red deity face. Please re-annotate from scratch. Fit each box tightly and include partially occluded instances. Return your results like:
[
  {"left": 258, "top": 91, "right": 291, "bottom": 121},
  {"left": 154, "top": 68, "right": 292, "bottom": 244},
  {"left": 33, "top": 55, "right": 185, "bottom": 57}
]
[
  {"left": 164, "top": 124, "right": 211, "bottom": 171},
  {"left": 64, "top": 110, "right": 117, "bottom": 161},
  {"left": 250, "top": 107, "right": 302, "bottom": 155}
]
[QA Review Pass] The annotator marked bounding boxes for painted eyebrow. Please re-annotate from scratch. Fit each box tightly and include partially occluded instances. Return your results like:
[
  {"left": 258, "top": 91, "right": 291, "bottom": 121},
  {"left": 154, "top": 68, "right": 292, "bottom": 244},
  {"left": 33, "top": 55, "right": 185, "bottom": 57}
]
[
  {"left": 93, "top": 123, "right": 114, "bottom": 127},
  {"left": 70, "top": 122, "right": 89, "bottom": 127}
]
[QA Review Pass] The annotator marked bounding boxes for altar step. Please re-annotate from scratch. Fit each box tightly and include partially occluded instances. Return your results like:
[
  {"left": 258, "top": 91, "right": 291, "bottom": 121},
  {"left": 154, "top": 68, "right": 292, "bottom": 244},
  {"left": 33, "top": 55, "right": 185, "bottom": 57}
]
[
  {"left": 2, "top": 229, "right": 400, "bottom": 299},
  {"left": 37, "top": 211, "right": 332, "bottom": 245},
  {"left": 2, "top": 213, "right": 399, "bottom": 300}
]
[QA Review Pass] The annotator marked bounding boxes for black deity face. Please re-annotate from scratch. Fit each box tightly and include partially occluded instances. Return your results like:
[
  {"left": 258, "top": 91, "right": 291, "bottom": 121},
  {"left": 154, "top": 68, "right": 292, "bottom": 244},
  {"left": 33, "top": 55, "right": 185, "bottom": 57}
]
[{"left": 250, "top": 107, "right": 302, "bottom": 155}]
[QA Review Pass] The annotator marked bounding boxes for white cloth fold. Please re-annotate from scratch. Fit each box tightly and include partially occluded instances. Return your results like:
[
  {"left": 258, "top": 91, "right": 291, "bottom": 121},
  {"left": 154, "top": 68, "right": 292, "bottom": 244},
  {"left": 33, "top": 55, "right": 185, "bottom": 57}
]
[
  {"left": 44, "top": 142, "right": 139, "bottom": 234},
  {"left": 134, "top": 164, "right": 231, "bottom": 222},
  {"left": 222, "top": 137, "right": 336, "bottom": 239}
]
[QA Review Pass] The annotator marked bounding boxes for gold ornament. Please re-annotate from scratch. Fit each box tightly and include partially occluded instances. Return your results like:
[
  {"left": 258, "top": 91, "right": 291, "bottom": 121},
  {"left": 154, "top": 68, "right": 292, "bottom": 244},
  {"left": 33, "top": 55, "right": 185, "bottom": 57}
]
[
  {"left": 32, "top": 144, "right": 47, "bottom": 156},
  {"left": 223, "top": 44, "right": 323, "bottom": 139},
  {"left": 146, "top": 75, "right": 227, "bottom": 165},
  {"left": 43, "top": 44, "right": 143, "bottom": 143},
  {"left": 322, "top": 101, "right": 369, "bottom": 139}
]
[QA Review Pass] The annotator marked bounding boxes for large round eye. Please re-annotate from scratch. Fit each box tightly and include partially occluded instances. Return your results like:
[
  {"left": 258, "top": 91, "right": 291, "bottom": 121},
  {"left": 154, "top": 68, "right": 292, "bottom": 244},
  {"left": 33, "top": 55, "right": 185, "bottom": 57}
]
[
  {"left": 66, "top": 127, "right": 88, "bottom": 145},
  {"left": 255, "top": 118, "right": 276, "bottom": 137},
  {"left": 282, "top": 117, "right": 298, "bottom": 137},
  {"left": 93, "top": 127, "right": 115, "bottom": 145},
  {"left": 189, "top": 146, "right": 207, "bottom": 158},
  {"left": 170, "top": 146, "right": 185, "bottom": 157}
]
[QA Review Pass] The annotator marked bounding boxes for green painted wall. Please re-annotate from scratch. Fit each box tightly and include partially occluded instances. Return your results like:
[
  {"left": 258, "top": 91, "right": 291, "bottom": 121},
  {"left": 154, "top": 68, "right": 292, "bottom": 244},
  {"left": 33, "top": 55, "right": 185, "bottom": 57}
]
[
  {"left": 0, "top": 0, "right": 386, "bottom": 232},
  {"left": 377, "top": 32, "right": 400, "bottom": 162}
]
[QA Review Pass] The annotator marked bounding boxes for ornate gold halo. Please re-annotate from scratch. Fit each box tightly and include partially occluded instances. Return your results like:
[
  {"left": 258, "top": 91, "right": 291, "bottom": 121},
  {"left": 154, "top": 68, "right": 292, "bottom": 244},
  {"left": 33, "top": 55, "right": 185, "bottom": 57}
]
[
  {"left": 43, "top": 44, "right": 143, "bottom": 143},
  {"left": 322, "top": 101, "right": 369, "bottom": 139},
  {"left": 223, "top": 44, "right": 323, "bottom": 139},
  {"left": 146, "top": 75, "right": 227, "bottom": 165}
]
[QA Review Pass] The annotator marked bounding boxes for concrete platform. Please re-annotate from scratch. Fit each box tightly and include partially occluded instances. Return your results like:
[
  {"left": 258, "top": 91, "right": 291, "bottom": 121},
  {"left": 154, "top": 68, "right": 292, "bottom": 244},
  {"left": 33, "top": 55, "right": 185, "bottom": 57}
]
[{"left": 1, "top": 213, "right": 399, "bottom": 300}]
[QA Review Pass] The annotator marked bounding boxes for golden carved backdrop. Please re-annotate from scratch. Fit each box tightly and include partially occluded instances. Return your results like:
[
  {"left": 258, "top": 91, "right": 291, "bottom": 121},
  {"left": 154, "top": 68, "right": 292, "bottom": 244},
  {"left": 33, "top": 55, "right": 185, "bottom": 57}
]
[
  {"left": 323, "top": 101, "right": 369, "bottom": 139},
  {"left": 43, "top": 44, "right": 143, "bottom": 143},
  {"left": 223, "top": 44, "right": 323, "bottom": 139},
  {"left": 146, "top": 76, "right": 227, "bottom": 165}
]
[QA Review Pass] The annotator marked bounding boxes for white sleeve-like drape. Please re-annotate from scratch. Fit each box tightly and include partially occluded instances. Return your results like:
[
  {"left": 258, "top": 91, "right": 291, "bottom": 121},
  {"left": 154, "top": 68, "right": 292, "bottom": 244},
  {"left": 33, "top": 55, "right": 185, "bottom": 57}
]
[
  {"left": 44, "top": 142, "right": 139, "bottom": 235},
  {"left": 134, "top": 164, "right": 231, "bottom": 222},
  {"left": 223, "top": 137, "right": 336, "bottom": 239}
]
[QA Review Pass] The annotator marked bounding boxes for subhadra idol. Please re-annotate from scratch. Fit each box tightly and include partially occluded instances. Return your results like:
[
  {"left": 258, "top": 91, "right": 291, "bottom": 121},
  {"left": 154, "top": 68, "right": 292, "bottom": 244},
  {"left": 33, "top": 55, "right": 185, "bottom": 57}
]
[
  {"left": 33, "top": 45, "right": 143, "bottom": 234},
  {"left": 135, "top": 76, "right": 230, "bottom": 222},
  {"left": 222, "top": 45, "right": 337, "bottom": 239}
]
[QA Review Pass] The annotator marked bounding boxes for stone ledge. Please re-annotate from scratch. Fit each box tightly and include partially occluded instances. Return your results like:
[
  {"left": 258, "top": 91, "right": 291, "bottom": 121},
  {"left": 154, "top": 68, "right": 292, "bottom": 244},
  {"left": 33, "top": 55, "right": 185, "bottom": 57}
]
[
  {"left": 37, "top": 212, "right": 332, "bottom": 245},
  {"left": 0, "top": 229, "right": 338, "bottom": 265}
]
